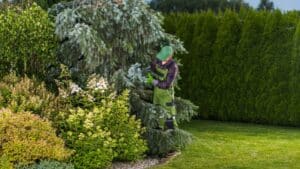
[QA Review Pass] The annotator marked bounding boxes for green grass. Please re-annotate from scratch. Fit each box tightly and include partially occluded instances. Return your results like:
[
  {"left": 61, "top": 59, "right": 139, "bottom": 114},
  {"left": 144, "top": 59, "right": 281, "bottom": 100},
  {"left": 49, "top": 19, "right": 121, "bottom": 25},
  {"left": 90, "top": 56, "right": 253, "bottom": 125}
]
[{"left": 153, "top": 120, "right": 300, "bottom": 169}]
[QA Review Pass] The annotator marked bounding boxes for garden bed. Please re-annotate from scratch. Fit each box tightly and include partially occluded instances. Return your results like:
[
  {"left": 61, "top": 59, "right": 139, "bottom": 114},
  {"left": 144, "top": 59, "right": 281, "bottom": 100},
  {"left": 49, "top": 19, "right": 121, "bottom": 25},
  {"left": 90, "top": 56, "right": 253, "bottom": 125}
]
[{"left": 110, "top": 152, "right": 181, "bottom": 169}]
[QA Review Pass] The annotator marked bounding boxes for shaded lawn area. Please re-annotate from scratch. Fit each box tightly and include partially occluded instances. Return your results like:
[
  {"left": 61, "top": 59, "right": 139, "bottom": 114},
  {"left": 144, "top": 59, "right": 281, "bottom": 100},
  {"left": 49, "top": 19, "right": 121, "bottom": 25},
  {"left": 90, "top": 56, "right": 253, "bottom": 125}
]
[{"left": 153, "top": 120, "right": 300, "bottom": 169}]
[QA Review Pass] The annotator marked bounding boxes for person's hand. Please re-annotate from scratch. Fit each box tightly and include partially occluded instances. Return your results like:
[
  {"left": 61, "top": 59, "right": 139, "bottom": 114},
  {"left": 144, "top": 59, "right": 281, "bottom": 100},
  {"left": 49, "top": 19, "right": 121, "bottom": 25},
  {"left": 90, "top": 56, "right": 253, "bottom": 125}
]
[
  {"left": 153, "top": 80, "right": 159, "bottom": 86},
  {"left": 146, "top": 74, "right": 159, "bottom": 86},
  {"left": 146, "top": 73, "right": 154, "bottom": 85}
]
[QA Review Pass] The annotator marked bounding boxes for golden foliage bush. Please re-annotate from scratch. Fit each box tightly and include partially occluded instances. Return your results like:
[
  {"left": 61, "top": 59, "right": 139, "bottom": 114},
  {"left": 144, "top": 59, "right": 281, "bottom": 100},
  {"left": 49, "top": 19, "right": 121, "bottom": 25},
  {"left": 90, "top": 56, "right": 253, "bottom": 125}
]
[
  {"left": 0, "top": 73, "right": 58, "bottom": 118},
  {"left": 0, "top": 109, "right": 72, "bottom": 165}
]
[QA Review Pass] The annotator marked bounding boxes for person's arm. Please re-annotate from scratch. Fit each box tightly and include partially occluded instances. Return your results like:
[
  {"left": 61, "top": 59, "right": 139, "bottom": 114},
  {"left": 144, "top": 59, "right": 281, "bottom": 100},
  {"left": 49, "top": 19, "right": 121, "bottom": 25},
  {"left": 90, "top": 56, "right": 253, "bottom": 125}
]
[
  {"left": 156, "top": 62, "right": 178, "bottom": 89},
  {"left": 150, "top": 59, "right": 164, "bottom": 80}
]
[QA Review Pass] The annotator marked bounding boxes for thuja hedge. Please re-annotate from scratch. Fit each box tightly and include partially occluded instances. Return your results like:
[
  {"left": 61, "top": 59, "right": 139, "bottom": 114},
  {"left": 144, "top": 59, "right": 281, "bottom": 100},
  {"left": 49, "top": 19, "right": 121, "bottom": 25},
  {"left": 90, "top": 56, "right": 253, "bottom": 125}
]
[{"left": 164, "top": 9, "right": 300, "bottom": 126}]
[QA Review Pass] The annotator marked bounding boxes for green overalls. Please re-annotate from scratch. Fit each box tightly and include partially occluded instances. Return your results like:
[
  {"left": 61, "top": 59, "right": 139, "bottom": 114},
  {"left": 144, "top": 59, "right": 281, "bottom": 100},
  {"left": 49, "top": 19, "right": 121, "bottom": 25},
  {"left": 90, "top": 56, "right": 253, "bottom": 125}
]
[{"left": 152, "top": 64, "right": 177, "bottom": 129}]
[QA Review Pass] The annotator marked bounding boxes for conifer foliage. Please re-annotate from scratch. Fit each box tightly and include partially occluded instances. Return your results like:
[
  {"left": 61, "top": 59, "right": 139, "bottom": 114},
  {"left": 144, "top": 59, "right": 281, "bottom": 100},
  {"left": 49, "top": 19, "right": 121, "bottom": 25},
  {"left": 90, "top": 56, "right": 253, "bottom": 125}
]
[
  {"left": 164, "top": 10, "right": 300, "bottom": 126},
  {"left": 51, "top": 0, "right": 185, "bottom": 81}
]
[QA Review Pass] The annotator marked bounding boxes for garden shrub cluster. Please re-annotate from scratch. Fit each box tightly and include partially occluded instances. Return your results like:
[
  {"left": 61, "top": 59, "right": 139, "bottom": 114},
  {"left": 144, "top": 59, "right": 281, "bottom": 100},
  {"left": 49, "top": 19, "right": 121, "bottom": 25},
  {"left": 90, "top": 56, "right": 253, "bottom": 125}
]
[
  {"left": 0, "top": 71, "right": 148, "bottom": 168},
  {"left": 164, "top": 10, "right": 300, "bottom": 126},
  {"left": 0, "top": 109, "right": 72, "bottom": 166},
  {"left": 0, "top": 0, "right": 198, "bottom": 168},
  {"left": 0, "top": 70, "right": 147, "bottom": 168},
  {"left": 50, "top": 0, "right": 198, "bottom": 157}
]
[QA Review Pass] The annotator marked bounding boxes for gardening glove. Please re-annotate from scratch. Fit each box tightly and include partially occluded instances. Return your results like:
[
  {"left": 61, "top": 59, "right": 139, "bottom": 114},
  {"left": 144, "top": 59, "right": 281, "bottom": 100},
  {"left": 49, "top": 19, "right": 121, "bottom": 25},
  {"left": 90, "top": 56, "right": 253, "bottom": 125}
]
[
  {"left": 146, "top": 73, "right": 154, "bottom": 85},
  {"left": 153, "top": 79, "right": 159, "bottom": 86}
]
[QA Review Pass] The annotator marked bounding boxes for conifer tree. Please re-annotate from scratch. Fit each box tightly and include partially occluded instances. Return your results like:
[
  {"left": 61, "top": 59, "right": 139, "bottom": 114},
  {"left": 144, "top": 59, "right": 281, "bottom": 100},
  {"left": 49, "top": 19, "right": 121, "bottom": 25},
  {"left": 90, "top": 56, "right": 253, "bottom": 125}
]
[
  {"left": 211, "top": 10, "right": 241, "bottom": 120},
  {"left": 236, "top": 10, "right": 266, "bottom": 121},
  {"left": 257, "top": 11, "right": 281, "bottom": 123},
  {"left": 289, "top": 22, "right": 300, "bottom": 126},
  {"left": 257, "top": 0, "right": 274, "bottom": 11},
  {"left": 177, "top": 14, "right": 201, "bottom": 99},
  {"left": 150, "top": 0, "right": 250, "bottom": 13},
  {"left": 189, "top": 11, "right": 218, "bottom": 118}
]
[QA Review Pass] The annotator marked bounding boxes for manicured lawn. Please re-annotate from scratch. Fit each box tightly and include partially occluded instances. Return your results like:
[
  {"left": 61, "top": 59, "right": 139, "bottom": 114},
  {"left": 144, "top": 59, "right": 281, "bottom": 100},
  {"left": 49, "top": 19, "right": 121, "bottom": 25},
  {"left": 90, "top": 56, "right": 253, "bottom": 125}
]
[{"left": 153, "top": 120, "right": 300, "bottom": 169}]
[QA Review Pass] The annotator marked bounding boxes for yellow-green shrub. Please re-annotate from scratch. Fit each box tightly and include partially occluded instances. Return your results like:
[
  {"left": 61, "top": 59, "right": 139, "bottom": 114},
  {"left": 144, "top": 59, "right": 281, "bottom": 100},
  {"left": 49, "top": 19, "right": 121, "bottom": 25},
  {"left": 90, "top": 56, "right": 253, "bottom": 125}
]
[
  {"left": 0, "top": 3, "right": 57, "bottom": 78},
  {"left": 0, "top": 109, "right": 72, "bottom": 165},
  {"left": 103, "top": 90, "right": 147, "bottom": 161},
  {"left": 61, "top": 107, "right": 115, "bottom": 169},
  {"left": 0, "top": 155, "right": 13, "bottom": 169},
  {"left": 0, "top": 73, "right": 58, "bottom": 118},
  {"left": 56, "top": 75, "right": 147, "bottom": 168}
]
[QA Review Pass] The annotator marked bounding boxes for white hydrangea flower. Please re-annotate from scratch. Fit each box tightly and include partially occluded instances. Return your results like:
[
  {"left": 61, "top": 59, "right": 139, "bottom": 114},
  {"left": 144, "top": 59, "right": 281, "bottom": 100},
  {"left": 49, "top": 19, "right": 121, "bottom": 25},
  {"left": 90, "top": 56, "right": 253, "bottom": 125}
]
[
  {"left": 95, "top": 77, "right": 108, "bottom": 90},
  {"left": 87, "top": 74, "right": 108, "bottom": 91},
  {"left": 70, "top": 82, "right": 82, "bottom": 94}
]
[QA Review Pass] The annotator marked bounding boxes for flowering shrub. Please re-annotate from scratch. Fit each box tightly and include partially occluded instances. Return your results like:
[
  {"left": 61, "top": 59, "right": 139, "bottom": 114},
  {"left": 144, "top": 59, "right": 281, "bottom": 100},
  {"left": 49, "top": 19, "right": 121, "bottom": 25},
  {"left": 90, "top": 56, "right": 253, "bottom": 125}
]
[
  {"left": 100, "top": 90, "right": 147, "bottom": 161},
  {"left": 0, "top": 109, "right": 72, "bottom": 165},
  {"left": 55, "top": 75, "right": 147, "bottom": 168},
  {"left": 0, "top": 73, "right": 57, "bottom": 118},
  {"left": 60, "top": 107, "right": 115, "bottom": 169}
]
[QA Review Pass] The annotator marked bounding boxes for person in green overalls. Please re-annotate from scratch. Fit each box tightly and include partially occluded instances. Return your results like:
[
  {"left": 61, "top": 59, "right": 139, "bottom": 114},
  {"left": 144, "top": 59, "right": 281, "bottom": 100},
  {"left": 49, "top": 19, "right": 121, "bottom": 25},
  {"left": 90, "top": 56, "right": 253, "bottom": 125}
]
[{"left": 147, "top": 46, "right": 178, "bottom": 130}]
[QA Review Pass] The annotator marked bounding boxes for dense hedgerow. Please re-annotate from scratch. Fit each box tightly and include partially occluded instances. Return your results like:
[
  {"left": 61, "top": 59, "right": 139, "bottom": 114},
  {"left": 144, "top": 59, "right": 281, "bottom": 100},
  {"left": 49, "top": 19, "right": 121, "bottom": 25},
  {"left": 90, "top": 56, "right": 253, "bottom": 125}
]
[
  {"left": 164, "top": 9, "right": 300, "bottom": 126},
  {"left": 149, "top": 0, "right": 251, "bottom": 13},
  {"left": 0, "top": 109, "right": 72, "bottom": 166}
]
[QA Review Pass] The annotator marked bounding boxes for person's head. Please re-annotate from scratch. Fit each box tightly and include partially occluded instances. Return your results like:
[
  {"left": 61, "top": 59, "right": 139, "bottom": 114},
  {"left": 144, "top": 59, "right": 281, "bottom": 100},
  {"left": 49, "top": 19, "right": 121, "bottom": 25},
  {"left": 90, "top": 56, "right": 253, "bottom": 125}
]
[{"left": 156, "top": 46, "right": 173, "bottom": 63}]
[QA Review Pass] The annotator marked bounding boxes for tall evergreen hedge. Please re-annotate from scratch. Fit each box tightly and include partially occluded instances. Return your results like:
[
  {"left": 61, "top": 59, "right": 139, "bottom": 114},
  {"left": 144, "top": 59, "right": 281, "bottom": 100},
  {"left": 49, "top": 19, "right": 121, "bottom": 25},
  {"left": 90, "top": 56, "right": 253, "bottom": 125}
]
[{"left": 164, "top": 9, "right": 300, "bottom": 126}]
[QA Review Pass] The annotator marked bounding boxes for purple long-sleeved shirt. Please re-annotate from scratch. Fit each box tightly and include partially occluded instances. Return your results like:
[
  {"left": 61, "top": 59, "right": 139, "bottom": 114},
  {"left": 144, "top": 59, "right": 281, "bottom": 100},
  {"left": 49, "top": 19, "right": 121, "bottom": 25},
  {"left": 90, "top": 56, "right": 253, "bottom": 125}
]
[{"left": 150, "top": 59, "right": 178, "bottom": 89}]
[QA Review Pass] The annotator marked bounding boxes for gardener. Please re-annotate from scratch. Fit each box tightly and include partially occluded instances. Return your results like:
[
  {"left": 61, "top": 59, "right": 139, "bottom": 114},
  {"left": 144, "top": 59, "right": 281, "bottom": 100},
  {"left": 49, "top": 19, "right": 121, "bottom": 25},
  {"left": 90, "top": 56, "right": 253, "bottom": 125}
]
[{"left": 147, "top": 46, "right": 178, "bottom": 130}]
